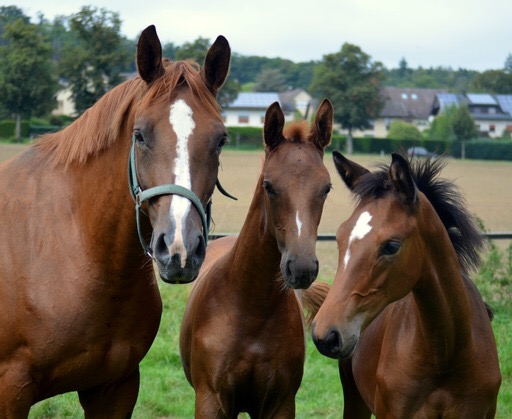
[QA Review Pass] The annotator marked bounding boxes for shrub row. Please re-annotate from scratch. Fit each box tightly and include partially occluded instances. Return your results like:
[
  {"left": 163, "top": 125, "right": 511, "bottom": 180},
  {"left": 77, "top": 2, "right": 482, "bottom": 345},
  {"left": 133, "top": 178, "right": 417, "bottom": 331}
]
[
  {"left": 0, "top": 120, "right": 30, "bottom": 138},
  {"left": 225, "top": 127, "right": 512, "bottom": 161}
]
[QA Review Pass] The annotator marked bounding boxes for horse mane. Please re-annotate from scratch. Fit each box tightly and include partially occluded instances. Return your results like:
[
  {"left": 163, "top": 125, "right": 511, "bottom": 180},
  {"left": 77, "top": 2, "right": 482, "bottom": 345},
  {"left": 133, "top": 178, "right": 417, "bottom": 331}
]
[
  {"left": 283, "top": 121, "right": 310, "bottom": 143},
  {"left": 35, "top": 59, "right": 221, "bottom": 168},
  {"left": 353, "top": 155, "right": 484, "bottom": 275}
]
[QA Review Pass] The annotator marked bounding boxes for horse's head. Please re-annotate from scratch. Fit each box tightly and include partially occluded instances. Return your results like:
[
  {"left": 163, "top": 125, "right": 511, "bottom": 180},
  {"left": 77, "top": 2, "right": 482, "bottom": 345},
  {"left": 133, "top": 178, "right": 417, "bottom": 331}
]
[
  {"left": 130, "top": 25, "right": 230, "bottom": 283},
  {"left": 261, "top": 99, "right": 333, "bottom": 289},
  {"left": 312, "top": 152, "right": 428, "bottom": 359}
]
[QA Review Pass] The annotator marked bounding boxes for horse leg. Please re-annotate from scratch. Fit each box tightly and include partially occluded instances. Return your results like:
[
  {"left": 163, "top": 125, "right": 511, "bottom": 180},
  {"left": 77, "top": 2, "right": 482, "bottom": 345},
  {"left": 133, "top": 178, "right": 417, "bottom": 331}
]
[
  {"left": 258, "top": 396, "right": 295, "bottom": 419},
  {"left": 194, "top": 386, "right": 231, "bottom": 419},
  {"left": 0, "top": 364, "right": 36, "bottom": 418},
  {"left": 339, "top": 359, "right": 372, "bottom": 419},
  {"left": 78, "top": 368, "right": 140, "bottom": 418}
]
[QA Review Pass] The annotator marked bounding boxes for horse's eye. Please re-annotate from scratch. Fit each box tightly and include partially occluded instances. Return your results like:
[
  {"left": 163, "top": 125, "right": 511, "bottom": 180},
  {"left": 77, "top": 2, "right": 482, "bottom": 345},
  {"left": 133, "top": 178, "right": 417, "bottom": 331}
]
[
  {"left": 263, "top": 180, "right": 277, "bottom": 197},
  {"left": 381, "top": 240, "right": 401, "bottom": 256},
  {"left": 323, "top": 183, "right": 333, "bottom": 198},
  {"left": 133, "top": 130, "right": 145, "bottom": 145},
  {"left": 217, "top": 135, "right": 227, "bottom": 152}
]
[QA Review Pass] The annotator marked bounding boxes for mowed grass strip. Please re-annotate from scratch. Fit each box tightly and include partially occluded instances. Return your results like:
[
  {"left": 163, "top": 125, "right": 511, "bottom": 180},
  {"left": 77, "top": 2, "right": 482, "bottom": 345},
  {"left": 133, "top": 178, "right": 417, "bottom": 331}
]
[{"left": 1, "top": 145, "right": 510, "bottom": 417}]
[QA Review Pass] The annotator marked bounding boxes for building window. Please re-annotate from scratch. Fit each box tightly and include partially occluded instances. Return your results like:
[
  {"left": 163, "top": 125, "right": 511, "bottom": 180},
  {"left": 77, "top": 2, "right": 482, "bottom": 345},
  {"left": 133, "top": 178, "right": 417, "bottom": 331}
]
[
  {"left": 238, "top": 115, "right": 249, "bottom": 124},
  {"left": 489, "top": 124, "right": 495, "bottom": 132}
]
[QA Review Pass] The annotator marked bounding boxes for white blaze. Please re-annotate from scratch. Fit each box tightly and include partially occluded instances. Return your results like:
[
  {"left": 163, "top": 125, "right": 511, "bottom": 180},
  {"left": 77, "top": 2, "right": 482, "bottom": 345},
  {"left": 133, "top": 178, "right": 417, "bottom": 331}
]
[
  {"left": 168, "top": 99, "right": 195, "bottom": 267},
  {"left": 295, "top": 211, "right": 303, "bottom": 237},
  {"left": 343, "top": 211, "right": 372, "bottom": 270}
]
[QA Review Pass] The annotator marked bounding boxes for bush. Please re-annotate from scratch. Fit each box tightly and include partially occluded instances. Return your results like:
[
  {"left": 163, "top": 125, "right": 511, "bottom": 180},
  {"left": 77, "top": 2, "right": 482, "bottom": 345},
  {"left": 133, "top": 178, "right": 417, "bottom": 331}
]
[
  {"left": 387, "top": 120, "right": 424, "bottom": 142},
  {"left": 0, "top": 120, "right": 30, "bottom": 138},
  {"left": 226, "top": 126, "right": 263, "bottom": 149}
]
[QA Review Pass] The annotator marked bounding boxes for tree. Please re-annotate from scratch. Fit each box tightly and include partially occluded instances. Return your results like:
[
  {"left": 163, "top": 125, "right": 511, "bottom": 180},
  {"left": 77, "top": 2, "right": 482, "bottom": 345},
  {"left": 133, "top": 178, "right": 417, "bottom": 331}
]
[
  {"left": 253, "top": 68, "right": 287, "bottom": 92},
  {"left": 310, "top": 43, "right": 385, "bottom": 154},
  {"left": 504, "top": 53, "right": 512, "bottom": 74},
  {"left": 451, "top": 105, "right": 477, "bottom": 159},
  {"left": 0, "top": 18, "right": 57, "bottom": 140},
  {"left": 386, "top": 120, "right": 423, "bottom": 141},
  {"left": 59, "top": 6, "right": 131, "bottom": 114},
  {"left": 470, "top": 69, "right": 512, "bottom": 94},
  {"left": 428, "top": 113, "right": 454, "bottom": 142},
  {"left": 0, "top": 5, "right": 29, "bottom": 46},
  {"left": 175, "top": 37, "right": 211, "bottom": 62}
]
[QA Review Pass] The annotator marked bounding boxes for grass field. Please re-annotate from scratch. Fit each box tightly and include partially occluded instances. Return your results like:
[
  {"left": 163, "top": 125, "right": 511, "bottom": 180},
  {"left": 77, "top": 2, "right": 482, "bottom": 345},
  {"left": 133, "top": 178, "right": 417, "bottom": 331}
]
[{"left": 1, "top": 144, "right": 511, "bottom": 417}]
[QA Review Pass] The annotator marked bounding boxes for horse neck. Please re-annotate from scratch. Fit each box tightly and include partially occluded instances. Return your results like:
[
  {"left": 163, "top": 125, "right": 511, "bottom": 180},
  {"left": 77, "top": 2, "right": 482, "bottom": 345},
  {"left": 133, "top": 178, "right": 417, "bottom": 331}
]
[
  {"left": 229, "top": 174, "right": 284, "bottom": 298},
  {"left": 68, "top": 135, "right": 145, "bottom": 275},
  {"left": 411, "top": 209, "right": 474, "bottom": 363}
]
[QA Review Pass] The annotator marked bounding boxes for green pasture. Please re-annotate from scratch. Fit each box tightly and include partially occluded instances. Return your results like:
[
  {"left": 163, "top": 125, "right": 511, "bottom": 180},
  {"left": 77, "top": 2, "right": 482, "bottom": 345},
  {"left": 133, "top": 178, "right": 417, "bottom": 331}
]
[{"left": 0, "top": 145, "right": 510, "bottom": 417}]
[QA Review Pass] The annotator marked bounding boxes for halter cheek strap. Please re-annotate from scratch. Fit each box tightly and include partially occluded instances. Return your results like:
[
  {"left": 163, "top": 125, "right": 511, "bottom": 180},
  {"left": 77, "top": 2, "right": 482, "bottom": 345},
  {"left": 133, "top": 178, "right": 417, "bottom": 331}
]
[
  {"left": 128, "top": 137, "right": 210, "bottom": 258},
  {"left": 128, "top": 136, "right": 236, "bottom": 258}
]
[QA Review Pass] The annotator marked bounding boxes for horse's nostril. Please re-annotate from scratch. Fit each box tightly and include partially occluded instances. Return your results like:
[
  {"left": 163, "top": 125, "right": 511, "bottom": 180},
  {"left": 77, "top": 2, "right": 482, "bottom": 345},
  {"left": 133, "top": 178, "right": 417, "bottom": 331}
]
[
  {"left": 153, "top": 234, "right": 169, "bottom": 261},
  {"left": 285, "top": 259, "right": 292, "bottom": 278},
  {"left": 194, "top": 235, "right": 206, "bottom": 262},
  {"left": 325, "top": 329, "right": 341, "bottom": 354},
  {"left": 313, "top": 328, "right": 342, "bottom": 359},
  {"left": 313, "top": 259, "right": 319, "bottom": 279}
]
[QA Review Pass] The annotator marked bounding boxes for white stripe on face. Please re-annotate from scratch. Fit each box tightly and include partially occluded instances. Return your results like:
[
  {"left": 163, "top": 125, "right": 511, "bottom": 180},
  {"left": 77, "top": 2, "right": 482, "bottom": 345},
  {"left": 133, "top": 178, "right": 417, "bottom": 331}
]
[
  {"left": 296, "top": 211, "right": 303, "bottom": 237},
  {"left": 168, "top": 99, "right": 195, "bottom": 267},
  {"left": 343, "top": 211, "right": 372, "bottom": 270}
]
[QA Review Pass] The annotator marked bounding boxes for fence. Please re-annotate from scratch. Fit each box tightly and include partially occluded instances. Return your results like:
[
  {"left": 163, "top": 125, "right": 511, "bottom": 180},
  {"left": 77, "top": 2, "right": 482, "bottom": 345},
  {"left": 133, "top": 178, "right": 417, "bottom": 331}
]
[{"left": 209, "top": 232, "right": 512, "bottom": 241}]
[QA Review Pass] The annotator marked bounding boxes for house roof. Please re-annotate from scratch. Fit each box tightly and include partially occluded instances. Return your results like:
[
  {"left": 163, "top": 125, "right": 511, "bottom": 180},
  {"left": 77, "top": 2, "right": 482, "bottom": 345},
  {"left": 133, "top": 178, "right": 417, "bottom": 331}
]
[
  {"left": 380, "top": 87, "right": 446, "bottom": 119},
  {"left": 434, "top": 92, "right": 512, "bottom": 121},
  {"left": 228, "top": 92, "right": 280, "bottom": 109},
  {"left": 466, "top": 93, "right": 497, "bottom": 105}
]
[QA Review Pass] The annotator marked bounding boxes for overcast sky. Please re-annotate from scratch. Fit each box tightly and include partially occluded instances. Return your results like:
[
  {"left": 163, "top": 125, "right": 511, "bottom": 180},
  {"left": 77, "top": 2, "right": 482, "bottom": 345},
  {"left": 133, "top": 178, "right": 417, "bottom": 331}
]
[{"left": 14, "top": 0, "right": 512, "bottom": 72}]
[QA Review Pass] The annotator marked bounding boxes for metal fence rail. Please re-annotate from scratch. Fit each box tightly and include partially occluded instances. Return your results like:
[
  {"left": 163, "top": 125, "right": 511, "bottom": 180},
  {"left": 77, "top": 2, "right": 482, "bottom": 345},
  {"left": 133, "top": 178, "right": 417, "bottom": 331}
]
[{"left": 209, "top": 232, "right": 512, "bottom": 241}]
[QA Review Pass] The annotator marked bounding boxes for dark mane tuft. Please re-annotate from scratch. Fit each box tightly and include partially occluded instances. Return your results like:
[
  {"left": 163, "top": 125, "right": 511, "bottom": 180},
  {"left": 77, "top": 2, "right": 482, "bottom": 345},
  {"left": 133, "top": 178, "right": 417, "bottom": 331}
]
[
  {"left": 283, "top": 121, "right": 310, "bottom": 143},
  {"left": 353, "top": 155, "right": 484, "bottom": 274}
]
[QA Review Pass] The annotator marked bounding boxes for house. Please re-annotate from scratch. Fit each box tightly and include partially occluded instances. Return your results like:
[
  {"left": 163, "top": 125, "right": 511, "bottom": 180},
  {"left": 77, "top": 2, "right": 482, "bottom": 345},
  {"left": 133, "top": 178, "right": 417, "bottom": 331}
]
[
  {"left": 52, "top": 84, "right": 76, "bottom": 117},
  {"left": 351, "top": 87, "right": 446, "bottom": 138},
  {"left": 222, "top": 90, "right": 313, "bottom": 127},
  {"left": 432, "top": 93, "right": 512, "bottom": 138}
]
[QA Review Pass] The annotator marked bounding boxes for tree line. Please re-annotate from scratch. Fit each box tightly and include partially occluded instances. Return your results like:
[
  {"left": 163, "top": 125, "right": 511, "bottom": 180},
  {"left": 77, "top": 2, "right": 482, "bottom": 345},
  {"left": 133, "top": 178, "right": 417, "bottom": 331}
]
[{"left": 1, "top": 5, "right": 512, "bottom": 143}]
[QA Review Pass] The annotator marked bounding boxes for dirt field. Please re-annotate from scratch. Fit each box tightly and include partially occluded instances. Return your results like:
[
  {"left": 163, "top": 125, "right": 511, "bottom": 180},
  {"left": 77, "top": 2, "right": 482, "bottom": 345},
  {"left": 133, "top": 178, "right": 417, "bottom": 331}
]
[{"left": 2, "top": 144, "right": 511, "bottom": 279}]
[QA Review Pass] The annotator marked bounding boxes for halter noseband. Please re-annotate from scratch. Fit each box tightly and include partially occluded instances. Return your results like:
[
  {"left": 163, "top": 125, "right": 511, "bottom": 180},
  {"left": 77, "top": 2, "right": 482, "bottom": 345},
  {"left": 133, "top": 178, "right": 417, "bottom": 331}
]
[{"left": 128, "top": 135, "right": 236, "bottom": 258}]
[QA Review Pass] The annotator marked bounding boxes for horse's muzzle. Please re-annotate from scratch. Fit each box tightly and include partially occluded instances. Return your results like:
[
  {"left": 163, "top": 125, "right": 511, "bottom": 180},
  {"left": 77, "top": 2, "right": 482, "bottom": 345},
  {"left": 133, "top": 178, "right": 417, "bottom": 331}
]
[
  {"left": 281, "top": 254, "right": 319, "bottom": 289},
  {"left": 311, "top": 325, "right": 357, "bottom": 360},
  {"left": 152, "top": 232, "right": 206, "bottom": 284}
]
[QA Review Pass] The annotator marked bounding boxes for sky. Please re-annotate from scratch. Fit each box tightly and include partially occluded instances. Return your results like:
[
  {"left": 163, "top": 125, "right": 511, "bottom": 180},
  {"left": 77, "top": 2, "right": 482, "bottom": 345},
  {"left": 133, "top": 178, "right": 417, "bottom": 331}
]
[{"left": 14, "top": 0, "right": 512, "bottom": 72}]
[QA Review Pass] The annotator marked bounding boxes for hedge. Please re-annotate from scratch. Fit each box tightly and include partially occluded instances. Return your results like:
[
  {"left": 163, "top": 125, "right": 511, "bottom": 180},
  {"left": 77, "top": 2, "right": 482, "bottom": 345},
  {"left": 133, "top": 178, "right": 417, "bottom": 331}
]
[
  {"left": 225, "top": 128, "right": 512, "bottom": 161},
  {"left": 0, "top": 120, "right": 30, "bottom": 138}
]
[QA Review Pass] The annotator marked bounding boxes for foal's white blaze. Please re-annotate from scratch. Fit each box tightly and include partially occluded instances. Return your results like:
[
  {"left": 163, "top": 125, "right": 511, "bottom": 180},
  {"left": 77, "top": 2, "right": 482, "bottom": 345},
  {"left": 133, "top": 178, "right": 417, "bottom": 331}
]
[
  {"left": 295, "top": 211, "right": 303, "bottom": 237},
  {"left": 168, "top": 99, "right": 195, "bottom": 267},
  {"left": 343, "top": 211, "right": 372, "bottom": 270}
]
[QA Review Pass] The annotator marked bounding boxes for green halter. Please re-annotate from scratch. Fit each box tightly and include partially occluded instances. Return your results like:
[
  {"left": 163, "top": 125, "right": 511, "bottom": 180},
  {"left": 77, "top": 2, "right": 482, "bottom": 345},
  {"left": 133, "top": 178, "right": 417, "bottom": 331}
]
[{"left": 128, "top": 136, "right": 236, "bottom": 258}]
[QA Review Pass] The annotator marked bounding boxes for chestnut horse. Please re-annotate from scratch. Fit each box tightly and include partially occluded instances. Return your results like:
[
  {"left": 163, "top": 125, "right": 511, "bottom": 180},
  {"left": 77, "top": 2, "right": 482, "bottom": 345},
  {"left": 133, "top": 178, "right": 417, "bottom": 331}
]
[
  {"left": 0, "top": 25, "right": 230, "bottom": 416},
  {"left": 180, "top": 100, "right": 334, "bottom": 418},
  {"left": 312, "top": 152, "right": 501, "bottom": 418}
]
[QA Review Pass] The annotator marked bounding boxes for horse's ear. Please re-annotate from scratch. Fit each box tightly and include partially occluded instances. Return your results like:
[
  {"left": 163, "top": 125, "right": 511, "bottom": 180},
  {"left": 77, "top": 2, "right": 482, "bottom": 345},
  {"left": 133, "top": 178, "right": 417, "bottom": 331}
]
[
  {"left": 201, "top": 35, "right": 231, "bottom": 97},
  {"left": 390, "top": 153, "right": 418, "bottom": 206},
  {"left": 333, "top": 150, "right": 369, "bottom": 191},
  {"left": 310, "top": 98, "right": 333, "bottom": 151},
  {"left": 137, "top": 25, "right": 165, "bottom": 84},
  {"left": 264, "top": 102, "right": 285, "bottom": 151}
]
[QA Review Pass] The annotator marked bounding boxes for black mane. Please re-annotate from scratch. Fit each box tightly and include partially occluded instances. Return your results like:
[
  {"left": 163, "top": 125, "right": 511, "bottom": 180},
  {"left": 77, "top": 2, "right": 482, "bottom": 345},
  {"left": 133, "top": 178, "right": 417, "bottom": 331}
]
[{"left": 353, "top": 155, "right": 484, "bottom": 275}]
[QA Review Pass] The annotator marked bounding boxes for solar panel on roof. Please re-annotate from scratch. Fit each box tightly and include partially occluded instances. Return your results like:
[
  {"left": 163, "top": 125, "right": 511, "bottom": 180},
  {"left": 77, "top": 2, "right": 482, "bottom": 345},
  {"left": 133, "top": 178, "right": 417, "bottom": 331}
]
[
  {"left": 466, "top": 93, "right": 497, "bottom": 105},
  {"left": 437, "top": 93, "right": 458, "bottom": 112},
  {"left": 497, "top": 95, "right": 512, "bottom": 115}
]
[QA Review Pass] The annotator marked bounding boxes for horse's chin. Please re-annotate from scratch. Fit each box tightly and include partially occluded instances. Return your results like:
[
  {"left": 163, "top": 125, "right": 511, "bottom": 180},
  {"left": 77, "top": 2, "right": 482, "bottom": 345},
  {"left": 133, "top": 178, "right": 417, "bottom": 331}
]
[{"left": 155, "top": 263, "right": 200, "bottom": 284}]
